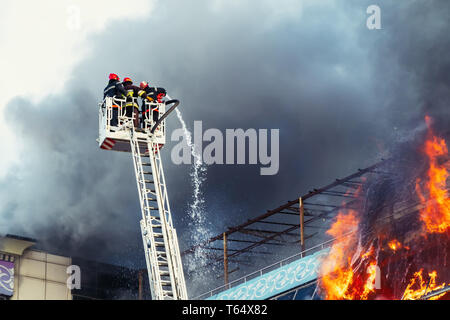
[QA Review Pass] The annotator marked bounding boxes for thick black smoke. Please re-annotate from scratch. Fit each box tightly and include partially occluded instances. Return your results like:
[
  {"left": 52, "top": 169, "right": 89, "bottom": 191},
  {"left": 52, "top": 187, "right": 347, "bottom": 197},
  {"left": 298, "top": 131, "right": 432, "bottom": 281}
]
[
  {"left": 1, "top": 91, "right": 144, "bottom": 267},
  {"left": 1, "top": 0, "right": 449, "bottom": 296}
]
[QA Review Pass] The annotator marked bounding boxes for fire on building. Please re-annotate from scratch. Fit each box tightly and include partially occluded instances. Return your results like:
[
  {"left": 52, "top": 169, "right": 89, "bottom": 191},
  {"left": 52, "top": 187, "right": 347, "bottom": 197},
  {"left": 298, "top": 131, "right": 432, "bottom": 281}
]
[
  {"left": 188, "top": 116, "right": 450, "bottom": 301},
  {"left": 318, "top": 116, "right": 450, "bottom": 300}
]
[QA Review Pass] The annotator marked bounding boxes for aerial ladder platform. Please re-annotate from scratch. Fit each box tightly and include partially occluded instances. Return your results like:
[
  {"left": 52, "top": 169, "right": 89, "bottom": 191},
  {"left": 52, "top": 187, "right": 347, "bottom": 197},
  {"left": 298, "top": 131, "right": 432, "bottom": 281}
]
[{"left": 98, "top": 96, "right": 188, "bottom": 300}]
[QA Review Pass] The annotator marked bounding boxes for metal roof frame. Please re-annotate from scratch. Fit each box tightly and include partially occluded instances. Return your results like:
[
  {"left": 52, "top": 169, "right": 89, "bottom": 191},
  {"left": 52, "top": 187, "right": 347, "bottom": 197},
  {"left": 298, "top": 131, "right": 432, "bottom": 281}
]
[{"left": 182, "top": 159, "right": 391, "bottom": 284}]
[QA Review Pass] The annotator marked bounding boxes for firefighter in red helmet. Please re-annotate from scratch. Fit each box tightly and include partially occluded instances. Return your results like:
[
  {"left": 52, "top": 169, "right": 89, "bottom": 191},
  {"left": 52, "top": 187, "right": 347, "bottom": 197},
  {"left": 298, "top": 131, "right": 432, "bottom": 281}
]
[
  {"left": 139, "top": 81, "right": 167, "bottom": 127},
  {"left": 122, "top": 77, "right": 151, "bottom": 128},
  {"left": 103, "top": 73, "right": 127, "bottom": 126}
]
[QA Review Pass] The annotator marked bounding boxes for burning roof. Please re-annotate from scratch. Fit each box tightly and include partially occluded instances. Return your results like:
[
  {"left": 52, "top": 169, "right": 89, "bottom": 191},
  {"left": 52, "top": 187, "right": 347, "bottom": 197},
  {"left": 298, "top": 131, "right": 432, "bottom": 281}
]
[{"left": 318, "top": 116, "right": 450, "bottom": 300}]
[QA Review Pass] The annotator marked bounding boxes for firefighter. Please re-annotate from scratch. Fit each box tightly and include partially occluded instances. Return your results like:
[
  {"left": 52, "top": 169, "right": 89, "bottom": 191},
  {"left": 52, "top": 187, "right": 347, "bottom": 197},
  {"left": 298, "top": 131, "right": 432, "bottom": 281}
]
[
  {"left": 122, "top": 77, "right": 151, "bottom": 128},
  {"left": 103, "top": 73, "right": 127, "bottom": 126},
  {"left": 139, "top": 81, "right": 167, "bottom": 127}
]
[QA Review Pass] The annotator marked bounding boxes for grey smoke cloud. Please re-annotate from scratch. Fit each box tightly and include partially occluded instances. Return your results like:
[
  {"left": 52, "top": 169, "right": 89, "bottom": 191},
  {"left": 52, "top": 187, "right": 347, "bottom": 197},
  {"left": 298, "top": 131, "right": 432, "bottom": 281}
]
[{"left": 1, "top": 0, "right": 449, "bottom": 294}]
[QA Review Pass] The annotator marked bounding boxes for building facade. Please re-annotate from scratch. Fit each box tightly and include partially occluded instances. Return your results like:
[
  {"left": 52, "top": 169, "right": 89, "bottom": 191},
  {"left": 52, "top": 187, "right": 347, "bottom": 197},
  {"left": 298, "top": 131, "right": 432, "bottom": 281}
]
[{"left": 0, "top": 235, "right": 72, "bottom": 300}]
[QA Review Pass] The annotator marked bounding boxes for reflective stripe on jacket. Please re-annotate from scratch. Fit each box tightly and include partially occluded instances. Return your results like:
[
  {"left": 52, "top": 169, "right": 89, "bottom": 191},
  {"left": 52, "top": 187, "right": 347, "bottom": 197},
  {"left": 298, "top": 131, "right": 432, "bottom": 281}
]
[
  {"left": 103, "top": 79, "right": 127, "bottom": 99},
  {"left": 123, "top": 84, "right": 149, "bottom": 110}
]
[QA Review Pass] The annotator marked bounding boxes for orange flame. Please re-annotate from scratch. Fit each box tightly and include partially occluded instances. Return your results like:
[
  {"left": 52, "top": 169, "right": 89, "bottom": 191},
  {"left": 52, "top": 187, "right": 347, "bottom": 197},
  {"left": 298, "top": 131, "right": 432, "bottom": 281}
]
[
  {"left": 361, "top": 245, "right": 374, "bottom": 259},
  {"left": 415, "top": 116, "right": 450, "bottom": 234},
  {"left": 319, "top": 183, "right": 381, "bottom": 300},
  {"left": 361, "top": 261, "right": 378, "bottom": 300},
  {"left": 388, "top": 239, "right": 402, "bottom": 252},
  {"left": 319, "top": 210, "right": 360, "bottom": 300},
  {"left": 318, "top": 120, "right": 450, "bottom": 300},
  {"left": 402, "top": 270, "right": 446, "bottom": 300}
]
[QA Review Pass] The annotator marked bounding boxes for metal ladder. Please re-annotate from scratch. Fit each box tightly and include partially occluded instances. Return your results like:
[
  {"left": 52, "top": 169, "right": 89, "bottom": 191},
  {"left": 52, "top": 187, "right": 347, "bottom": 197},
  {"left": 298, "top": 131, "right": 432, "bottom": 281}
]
[{"left": 129, "top": 125, "right": 188, "bottom": 300}]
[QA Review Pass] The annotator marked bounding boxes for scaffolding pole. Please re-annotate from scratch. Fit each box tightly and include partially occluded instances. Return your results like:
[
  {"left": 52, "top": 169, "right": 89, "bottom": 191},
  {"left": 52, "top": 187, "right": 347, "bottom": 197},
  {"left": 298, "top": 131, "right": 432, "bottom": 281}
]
[
  {"left": 299, "top": 197, "right": 305, "bottom": 252},
  {"left": 223, "top": 232, "right": 229, "bottom": 286}
]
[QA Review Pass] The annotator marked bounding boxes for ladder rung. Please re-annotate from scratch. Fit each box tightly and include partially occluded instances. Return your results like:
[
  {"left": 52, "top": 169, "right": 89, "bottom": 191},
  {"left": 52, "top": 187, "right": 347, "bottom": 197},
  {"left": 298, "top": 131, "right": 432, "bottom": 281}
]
[
  {"left": 143, "top": 171, "right": 153, "bottom": 175},
  {"left": 160, "top": 280, "right": 172, "bottom": 286},
  {"left": 146, "top": 213, "right": 159, "bottom": 218},
  {"left": 158, "top": 261, "right": 168, "bottom": 266},
  {"left": 153, "top": 233, "right": 163, "bottom": 238},
  {"left": 145, "top": 206, "right": 157, "bottom": 210},
  {"left": 155, "top": 241, "right": 165, "bottom": 246},
  {"left": 142, "top": 163, "right": 151, "bottom": 166},
  {"left": 143, "top": 224, "right": 161, "bottom": 234},
  {"left": 162, "top": 291, "right": 174, "bottom": 297},
  {"left": 142, "top": 180, "right": 154, "bottom": 184},
  {"left": 159, "top": 270, "right": 170, "bottom": 276}
]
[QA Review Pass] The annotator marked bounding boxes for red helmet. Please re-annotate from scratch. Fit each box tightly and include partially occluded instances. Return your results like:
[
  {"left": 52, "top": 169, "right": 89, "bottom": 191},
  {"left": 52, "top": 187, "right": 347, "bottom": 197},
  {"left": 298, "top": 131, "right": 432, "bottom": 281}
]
[
  {"left": 109, "top": 73, "right": 119, "bottom": 81},
  {"left": 123, "top": 77, "right": 133, "bottom": 84},
  {"left": 140, "top": 81, "right": 148, "bottom": 89}
]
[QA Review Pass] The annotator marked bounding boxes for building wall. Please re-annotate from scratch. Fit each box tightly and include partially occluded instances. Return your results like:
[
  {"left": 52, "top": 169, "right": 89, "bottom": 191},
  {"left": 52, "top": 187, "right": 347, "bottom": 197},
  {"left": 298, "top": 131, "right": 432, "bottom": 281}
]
[
  {"left": 10, "top": 250, "right": 72, "bottom": 300},
  {"left": 1, "top": 235, "right": 145, "bottom": 300},
  {"left": 207, "top": 248, "right": 329, "bottom": 300},
  {"left": 71, "top": 257, "right": 149, "bottom": 300}
]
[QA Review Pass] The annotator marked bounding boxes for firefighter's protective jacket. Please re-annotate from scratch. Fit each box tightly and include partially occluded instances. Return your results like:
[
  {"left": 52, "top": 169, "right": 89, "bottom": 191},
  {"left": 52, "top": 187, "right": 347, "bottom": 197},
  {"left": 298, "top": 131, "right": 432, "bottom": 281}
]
[
  {"left": 124, "top": 84, "right": 149, "bottom": 109},
  {"left": 103, "top": 79, "right": 127, "bottom": 99},
  {"left": 143, "top": 86, "right": 167, "bottom": 102}
]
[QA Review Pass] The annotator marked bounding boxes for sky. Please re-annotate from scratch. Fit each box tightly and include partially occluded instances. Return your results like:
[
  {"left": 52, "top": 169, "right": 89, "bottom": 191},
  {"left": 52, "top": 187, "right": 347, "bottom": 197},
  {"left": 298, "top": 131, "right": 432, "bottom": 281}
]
[{"left": 1, "top": 0, "right": 449, "bottom": 296}]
